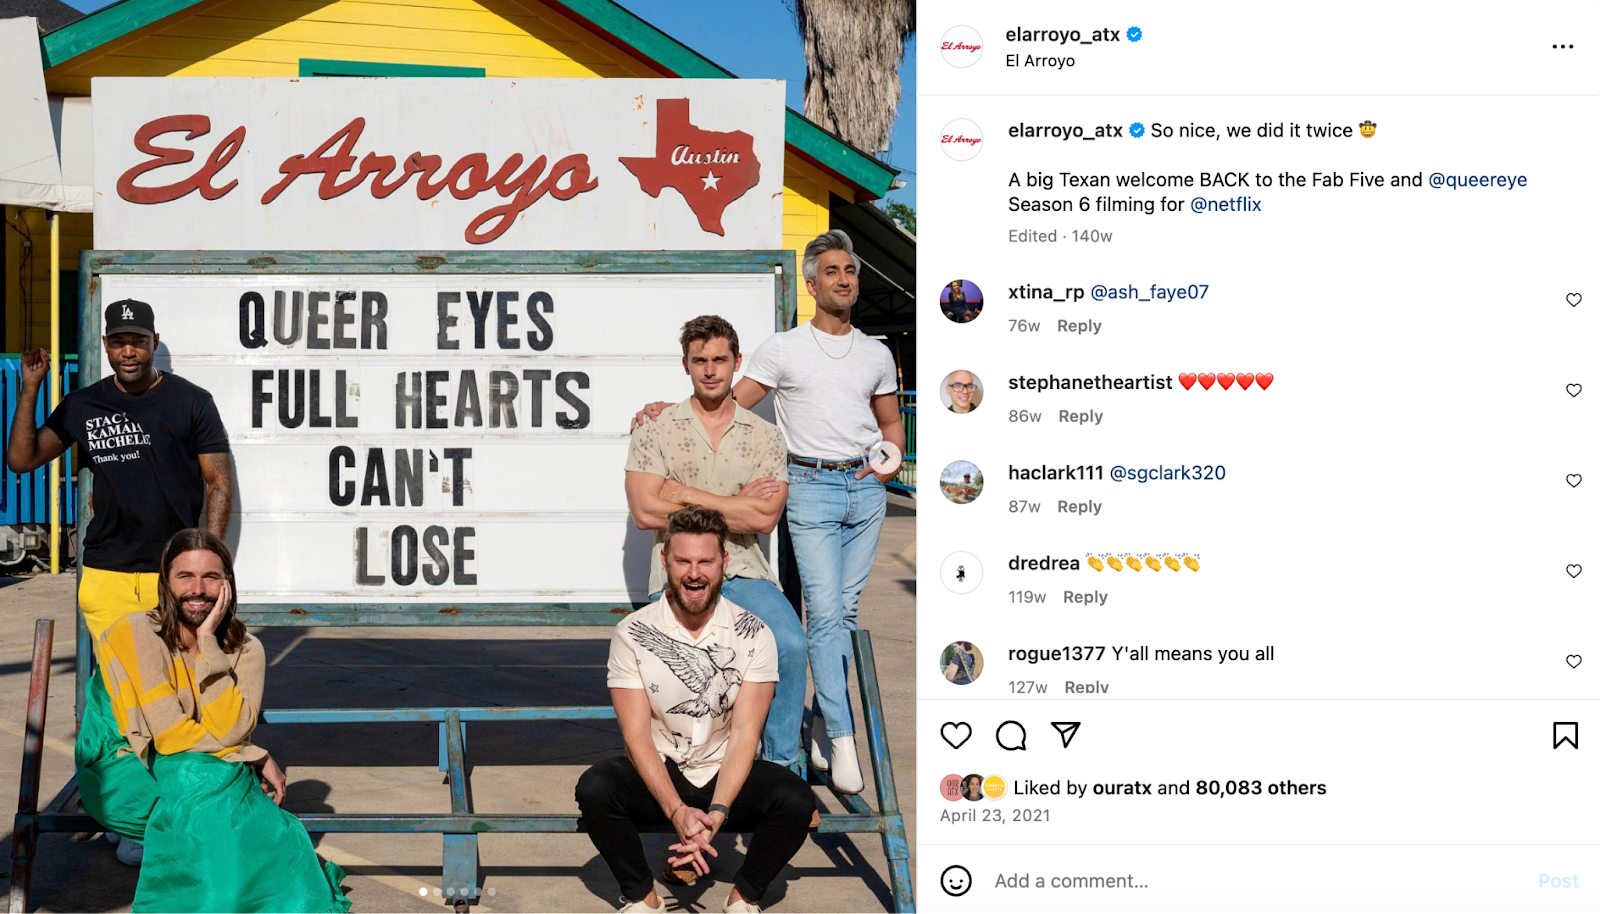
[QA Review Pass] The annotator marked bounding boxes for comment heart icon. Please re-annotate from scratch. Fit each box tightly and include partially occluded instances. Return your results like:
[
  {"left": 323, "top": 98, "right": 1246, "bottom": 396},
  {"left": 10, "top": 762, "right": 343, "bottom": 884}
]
[
  {"left": 1197, "top": 373, "right": 1216, "bottom": 390},
  {"left": 1217, "top": 373, "right": 1235, "bottom": 390},
  {"left": 1567, "top": 564, "right": 1582, "bottom": 578},
  {"left": 1179, "top": 373, "right": 1197, "bottom": 390},
  {"left": 1569, "top": 474, "right": 1583, "bottom": 488},
  {"left": 940, "top": 721, "right": 972, "bottom": 750},
  {"left": 1569, "top": 293, "right": 1582, "bottom": 307},
  {"left": 1568, "top": 383, "right": 1583, "bottom": 397},
  {"left": 1237, "top": 373, "right": 1255, "bottom": 390},
  {"left": 1256, "top": 373, "right": 1274, "bottom": 390},
  {"left": 1568, "top": 654, "right": 1583, "bottom": 669}
]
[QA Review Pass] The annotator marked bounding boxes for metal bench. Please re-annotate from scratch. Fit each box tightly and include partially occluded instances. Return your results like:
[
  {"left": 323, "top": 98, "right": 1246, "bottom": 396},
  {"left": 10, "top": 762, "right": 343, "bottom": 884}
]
[
  {"left": 10, "top": 248, "right": 914, "bottom": 912},
  {"left": 10, "top": 612, "right": 912, "bottom": 912}
]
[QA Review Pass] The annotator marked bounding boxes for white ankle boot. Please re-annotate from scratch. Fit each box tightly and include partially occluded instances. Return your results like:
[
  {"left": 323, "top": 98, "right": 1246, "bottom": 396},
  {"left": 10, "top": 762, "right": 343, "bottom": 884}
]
[
  {"left": 811, "top": 713, "right": 864, "bottom": 793},
  {"left": 827, "top": 736, "right": 864, "bottom": 794}
]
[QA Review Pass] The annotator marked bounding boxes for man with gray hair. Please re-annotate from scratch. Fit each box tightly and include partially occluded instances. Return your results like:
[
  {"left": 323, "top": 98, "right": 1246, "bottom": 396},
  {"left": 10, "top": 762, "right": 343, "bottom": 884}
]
[
  {"left": 724, "top": 230, "right": 903, "bottom": 794},
  {"left": 633, "top": 230, "right": 903, "bottom": 794}
]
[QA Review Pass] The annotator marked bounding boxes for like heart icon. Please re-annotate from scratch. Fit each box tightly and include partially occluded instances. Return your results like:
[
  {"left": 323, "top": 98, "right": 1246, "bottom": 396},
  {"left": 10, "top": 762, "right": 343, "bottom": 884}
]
[
  {"left": 1237, "top": 373, "right": 1255, "bottom": 390},
  {"left": 1179, "top": 373, "right": 1197, "bottom": 390},
  {"left": 1256, "top": 372, "right": 1274, "bottom": 390},
  {"left": 940, "top": 721, "right": 972, "bottom": 750},
  {"left": 1568, "top": 654, "right": 1583, "bottom": 669},
  {"left": 1569, "top": 474, "right": 1583, "bottom": 488},
  {"left": 1569, "top": 293, "right": 1582, "bottom": 307},
  {"left": 1197, "top": 373, "right": 1216, "bottom": 390},
  {"left": 1217, "top": 373, "right": 1236, "bottom": 390},
  {"left": 1567, "top": 564, "right": 1583, "bottom": 579}
]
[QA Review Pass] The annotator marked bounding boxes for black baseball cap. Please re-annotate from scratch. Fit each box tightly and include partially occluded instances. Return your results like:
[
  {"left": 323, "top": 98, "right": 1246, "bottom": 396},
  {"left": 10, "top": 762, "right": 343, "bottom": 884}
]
[{"left": 105, "top": 299, "right": 156, "bottom": 337}]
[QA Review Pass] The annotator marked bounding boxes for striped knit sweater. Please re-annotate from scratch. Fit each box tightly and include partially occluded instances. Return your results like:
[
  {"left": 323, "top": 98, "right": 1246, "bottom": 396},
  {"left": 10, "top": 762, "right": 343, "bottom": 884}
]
[{"left": 97, "top": 613, "right": 267, "bottom": 766}]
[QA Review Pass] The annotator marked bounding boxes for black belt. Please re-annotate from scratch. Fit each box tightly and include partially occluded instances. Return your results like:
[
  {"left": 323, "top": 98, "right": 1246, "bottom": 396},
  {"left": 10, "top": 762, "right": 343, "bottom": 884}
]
[{"left": 789, "top": 454, "right": 868, "bottom": 470}]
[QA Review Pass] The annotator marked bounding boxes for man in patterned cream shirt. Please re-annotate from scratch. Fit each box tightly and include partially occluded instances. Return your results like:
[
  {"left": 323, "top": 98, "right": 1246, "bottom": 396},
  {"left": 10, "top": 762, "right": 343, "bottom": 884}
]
[
  {"left": 577, "top": 506, "right": 814, "bottom": 913},
  {"left": 623, "top": 315, "right": 809, "bottom": 772}
]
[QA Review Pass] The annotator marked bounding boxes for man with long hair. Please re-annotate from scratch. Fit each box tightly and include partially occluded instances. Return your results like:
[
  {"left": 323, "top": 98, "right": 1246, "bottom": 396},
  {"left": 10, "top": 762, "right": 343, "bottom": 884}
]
[
  {"left": 6, "top": 300, "right": 233, "bottom": 865},
  {"left": 78, "top": 529, "right": 348, "bottom": 912},
  {"left": 577, "top": 507, "right": 813, "bottom": 913}
]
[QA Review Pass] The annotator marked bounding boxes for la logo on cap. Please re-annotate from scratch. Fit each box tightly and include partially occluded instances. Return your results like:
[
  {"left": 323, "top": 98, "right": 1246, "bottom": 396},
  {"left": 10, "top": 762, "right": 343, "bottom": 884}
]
[{"left": 122, "top": 304, "right": 134, "bottom": 320}]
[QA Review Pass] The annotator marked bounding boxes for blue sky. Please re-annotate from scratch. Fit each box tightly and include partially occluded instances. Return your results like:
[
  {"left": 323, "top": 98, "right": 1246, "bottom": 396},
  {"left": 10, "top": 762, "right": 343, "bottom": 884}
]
[{"left": 60, "top": 0, "right": 917, "bottom": 210}]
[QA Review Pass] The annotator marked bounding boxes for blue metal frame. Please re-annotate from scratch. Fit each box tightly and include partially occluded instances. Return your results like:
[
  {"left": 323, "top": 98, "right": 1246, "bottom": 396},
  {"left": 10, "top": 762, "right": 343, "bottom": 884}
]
[
  {"left": 1, "top": 357, "right": 79, "bottom": 529},
  {"left": 10, "top": 250, "right": 915, "bottom": 913}
]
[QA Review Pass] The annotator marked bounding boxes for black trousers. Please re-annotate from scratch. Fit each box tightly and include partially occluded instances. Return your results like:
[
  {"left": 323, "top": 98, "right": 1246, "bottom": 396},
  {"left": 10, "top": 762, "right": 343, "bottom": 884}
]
[{"left": 575, "top": 755, "right": 814, "bottom": 903}]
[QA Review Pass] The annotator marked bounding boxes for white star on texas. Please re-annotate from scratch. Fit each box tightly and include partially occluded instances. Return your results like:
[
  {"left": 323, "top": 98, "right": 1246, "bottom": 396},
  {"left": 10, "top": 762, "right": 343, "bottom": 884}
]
[{"left": 701, "top": 171, "right": 721, "bottom": 190}]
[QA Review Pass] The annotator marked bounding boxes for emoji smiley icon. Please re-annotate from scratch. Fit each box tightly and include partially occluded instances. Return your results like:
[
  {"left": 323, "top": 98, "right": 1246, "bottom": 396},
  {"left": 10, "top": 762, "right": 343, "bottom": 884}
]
[
  {"left": 941, "top": 864, "right": 973, "bottom": 897},
  {"left": 1359, "top": 120, "right": 1376, "bottom": 138}
]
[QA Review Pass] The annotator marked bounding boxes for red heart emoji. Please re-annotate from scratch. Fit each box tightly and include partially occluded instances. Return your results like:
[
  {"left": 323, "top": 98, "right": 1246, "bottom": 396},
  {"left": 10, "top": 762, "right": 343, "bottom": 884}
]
[
  {"left": 1237, "top": 373, "right": 1254, "bottom": 390},
  {"left": 1217, "top": 373, "right": 1235, "bottom": 390},
  {"left": 1256, "top": 372, "right": 1274, "bottom": 390},
  {"left": 1178, "top": 373, "right": 1196, "bottom": 390},
  {"left": 1198, "top": 373, "right": 1216, "bottom": 390}
]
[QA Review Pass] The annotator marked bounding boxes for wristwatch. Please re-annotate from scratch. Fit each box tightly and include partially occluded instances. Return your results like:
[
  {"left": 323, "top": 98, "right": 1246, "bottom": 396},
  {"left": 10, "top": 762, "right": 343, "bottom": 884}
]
[{"left": 707, "top": 803, "right": 732, "bottom": 818}]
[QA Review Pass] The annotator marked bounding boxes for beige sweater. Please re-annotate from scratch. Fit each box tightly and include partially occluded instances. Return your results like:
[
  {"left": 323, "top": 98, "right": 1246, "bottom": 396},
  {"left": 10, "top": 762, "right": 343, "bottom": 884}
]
[{"left": 97, "top": 613, "right": 267, "bottom": 766}]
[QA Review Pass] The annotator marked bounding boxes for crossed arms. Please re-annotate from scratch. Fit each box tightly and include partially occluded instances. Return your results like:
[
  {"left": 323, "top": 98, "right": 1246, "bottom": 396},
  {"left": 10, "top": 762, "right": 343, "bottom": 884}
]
[{"left": 625, "top": 471, "right": 786, "bottom": 535}]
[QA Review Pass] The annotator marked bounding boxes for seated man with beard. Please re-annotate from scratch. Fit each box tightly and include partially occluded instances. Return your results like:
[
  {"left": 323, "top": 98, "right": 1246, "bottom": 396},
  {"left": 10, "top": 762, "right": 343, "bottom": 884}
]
[
  {"left": 83, "top": 529, "right": 349, "bottom": 913},
  {"left": 577, "top": 506, "right": 814, "bottom": 913}
]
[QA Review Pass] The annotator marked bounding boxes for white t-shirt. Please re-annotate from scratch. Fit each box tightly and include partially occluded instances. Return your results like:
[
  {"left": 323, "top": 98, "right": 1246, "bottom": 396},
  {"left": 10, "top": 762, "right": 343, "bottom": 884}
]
[
  {"left": 742, "top": 322, "right": 898, "bottom": 460},
  {"left": 606, "top": 595, "right": 779, "bottom": 786}
]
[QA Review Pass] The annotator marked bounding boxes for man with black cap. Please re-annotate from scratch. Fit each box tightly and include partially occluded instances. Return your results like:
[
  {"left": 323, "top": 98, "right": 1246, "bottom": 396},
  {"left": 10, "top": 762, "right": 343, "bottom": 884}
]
[{"left": 5, "top": 298, "right": 234, "bottom": 866}]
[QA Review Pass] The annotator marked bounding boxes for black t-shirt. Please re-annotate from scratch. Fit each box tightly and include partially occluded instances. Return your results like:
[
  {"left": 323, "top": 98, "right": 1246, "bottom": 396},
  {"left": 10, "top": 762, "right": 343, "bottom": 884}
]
[{"left": 44, "top": 373, "right": 229, "bottom": 573}]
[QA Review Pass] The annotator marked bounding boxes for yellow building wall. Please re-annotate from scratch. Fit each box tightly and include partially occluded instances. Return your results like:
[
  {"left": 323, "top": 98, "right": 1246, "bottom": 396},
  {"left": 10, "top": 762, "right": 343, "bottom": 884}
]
[{"left": 7, "top": 0, "right": 846, "bottom": 345}]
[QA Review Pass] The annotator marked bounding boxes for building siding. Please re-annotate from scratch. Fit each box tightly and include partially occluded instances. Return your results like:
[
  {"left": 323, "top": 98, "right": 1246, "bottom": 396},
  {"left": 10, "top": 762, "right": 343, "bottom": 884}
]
[{"left": 7, "top": 0, "right": 845, "bottom": 346}]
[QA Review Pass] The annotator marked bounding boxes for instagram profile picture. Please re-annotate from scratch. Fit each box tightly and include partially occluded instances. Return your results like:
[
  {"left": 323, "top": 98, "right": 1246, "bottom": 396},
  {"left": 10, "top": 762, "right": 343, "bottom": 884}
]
[
  {"left": 941, "top": 25, "right": 983, "bottom": 67},
  {"left": 941, "top": 280, "right": 982, "bottom": 324},
  {"left": 940, "top": 461, "right": 982, "bottom": 505},
  {"left": 941, "top": 773, "right": 984, "bottom": 802},
  {"left": 941, "top": 118, "right": 983, "bottom": 161},
  {"left": 961, "top": 774, "right": 987, "bottom": 801},
  {"left": 941, "top": 641, "right": 983, "bottom": 685},
  {"left": 942, "top": 370, "right": 982, "bottom": 414}
]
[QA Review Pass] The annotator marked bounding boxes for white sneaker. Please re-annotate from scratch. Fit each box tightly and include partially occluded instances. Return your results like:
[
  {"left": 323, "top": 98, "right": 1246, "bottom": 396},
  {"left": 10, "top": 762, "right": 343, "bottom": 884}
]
[
  {"left": 616, "top": 896, "right": 661, "bottom": 913},
  {"left": 115, "top": 837, "right": 144, "bottom": 866},
  {"left": 827, "top": 736, "right": 864, "bottom": 795},
  {"left": 722, "top": 890, "right": 762, "bottom": 912}
]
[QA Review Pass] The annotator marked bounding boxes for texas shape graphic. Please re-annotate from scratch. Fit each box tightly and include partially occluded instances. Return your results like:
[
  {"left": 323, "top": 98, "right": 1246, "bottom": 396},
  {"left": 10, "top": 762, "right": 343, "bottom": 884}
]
[{"left": 620, "top": 98, "right": 761, "bottom": 235}]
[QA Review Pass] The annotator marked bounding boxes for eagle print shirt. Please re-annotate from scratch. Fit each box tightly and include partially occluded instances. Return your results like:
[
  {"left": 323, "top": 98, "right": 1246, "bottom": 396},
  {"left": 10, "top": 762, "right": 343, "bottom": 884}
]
[{"left": 606, "top": 594, "right": 779, "bottom": 786}]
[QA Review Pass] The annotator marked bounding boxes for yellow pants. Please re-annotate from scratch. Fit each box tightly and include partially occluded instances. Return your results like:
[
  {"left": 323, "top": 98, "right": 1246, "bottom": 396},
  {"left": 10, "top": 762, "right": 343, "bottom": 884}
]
[{"left": 78, "top": 567, "right": 159, "bottom": 644}]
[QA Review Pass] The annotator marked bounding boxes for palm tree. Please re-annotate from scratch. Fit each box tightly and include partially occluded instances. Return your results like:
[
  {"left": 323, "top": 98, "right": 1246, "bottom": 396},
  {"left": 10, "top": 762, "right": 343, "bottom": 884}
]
[{"left": 788, "top": 0, "right": 915, "bottom": 155}]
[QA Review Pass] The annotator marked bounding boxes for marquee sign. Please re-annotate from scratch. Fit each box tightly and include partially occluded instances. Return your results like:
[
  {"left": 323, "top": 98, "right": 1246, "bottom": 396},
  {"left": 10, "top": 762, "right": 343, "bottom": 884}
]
[
  {"left": 84, "top": 252, "right": 794, "bottom": 610},
  {"left": 90, "top": 78, "right": 785, "bottom": 251}
]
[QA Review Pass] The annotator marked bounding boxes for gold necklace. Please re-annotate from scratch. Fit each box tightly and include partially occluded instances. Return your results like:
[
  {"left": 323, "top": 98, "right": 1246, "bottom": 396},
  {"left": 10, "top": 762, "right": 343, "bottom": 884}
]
[{"left": 808, "top": 322, "right": 854, "bottom": 360}]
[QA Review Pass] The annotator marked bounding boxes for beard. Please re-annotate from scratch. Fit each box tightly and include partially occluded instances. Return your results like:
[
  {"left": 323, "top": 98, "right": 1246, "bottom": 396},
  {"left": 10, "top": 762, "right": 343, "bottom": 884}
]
[
  {"left": 666, "top": 573, "right": 723, "bottom": 617},
  {"left": 177, "top": 594, "right": 216, "bottom": 628}
]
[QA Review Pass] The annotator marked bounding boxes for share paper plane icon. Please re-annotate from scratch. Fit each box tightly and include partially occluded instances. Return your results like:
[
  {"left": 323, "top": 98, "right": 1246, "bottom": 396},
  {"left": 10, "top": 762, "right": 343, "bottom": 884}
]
[{"left": 1050, "top": 721, "right": 1082, "bottom": 748}]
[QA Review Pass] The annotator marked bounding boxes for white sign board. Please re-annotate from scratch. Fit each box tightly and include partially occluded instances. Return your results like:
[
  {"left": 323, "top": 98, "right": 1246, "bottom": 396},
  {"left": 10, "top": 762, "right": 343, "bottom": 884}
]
[
  {"left": 91, "top": 78, "right": 785, "bottom": 251},
  {"left": 96, "top": 267, "right": 782, "bottom": 604}
]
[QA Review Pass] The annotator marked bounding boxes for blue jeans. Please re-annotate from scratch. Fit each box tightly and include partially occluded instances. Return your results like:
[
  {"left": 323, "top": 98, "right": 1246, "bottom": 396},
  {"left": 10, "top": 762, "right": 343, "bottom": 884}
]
[
  {"left": 785, "top": 463, "right": 888, "bottom": 738},
  {"left": 650, "top": 577, "right": 807, "bottom": 767}
]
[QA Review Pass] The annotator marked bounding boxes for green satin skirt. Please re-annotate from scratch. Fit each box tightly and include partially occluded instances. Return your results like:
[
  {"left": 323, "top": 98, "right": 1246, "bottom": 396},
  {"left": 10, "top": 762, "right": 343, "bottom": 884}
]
[
  {"left": 75, "top": 668, "right": 157, "bottom": 840},
  {"left": 75, "top": 670, "right": 351, "bottom": 913}
]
